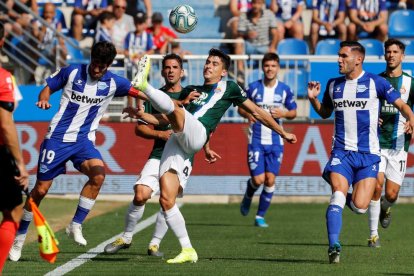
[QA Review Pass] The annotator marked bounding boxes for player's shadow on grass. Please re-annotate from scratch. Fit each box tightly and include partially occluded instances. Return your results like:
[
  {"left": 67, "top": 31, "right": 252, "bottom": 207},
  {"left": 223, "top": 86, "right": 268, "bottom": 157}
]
[
  {"left": 381, "top": 273, "right": 414, "bottom": 276},
  {"left": 187, "top": 222, "right": 246, "bottom": 227},
  {"left": 207, "top": 256, "right": 324, "bottom": 264},
  {"left": 258, "top": 241, "right": 365, "bottom": 248}
]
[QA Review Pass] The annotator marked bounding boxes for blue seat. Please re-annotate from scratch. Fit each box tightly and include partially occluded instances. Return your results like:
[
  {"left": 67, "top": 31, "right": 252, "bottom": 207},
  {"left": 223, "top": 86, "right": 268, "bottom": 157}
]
[
  {"left": 388, "top": 10, "right": 414, "bottom": 38},
  {"left": 283, "top": 69, "right": 309, "bottom": 98},
  {"left": 359, "top": 39, "right": 384, "bottom": 56},
  {"left": 38, "top": 7, "right": 68, "bottom": 34},
  {"left": 402, "top": 39, "right": 414, "bottom": 56},
  {"left": 277, "top": 38, "right": 309, "bottom": 68},
  {"left": 315, "top": 39, "right": 341, "bottom": 55},
  {"left": 65, "top": 38, "right": 89, "bottom": 65}
]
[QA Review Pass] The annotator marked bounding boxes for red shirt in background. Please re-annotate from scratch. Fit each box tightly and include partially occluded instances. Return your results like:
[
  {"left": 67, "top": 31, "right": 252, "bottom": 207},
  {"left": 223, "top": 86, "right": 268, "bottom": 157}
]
[
  {"left": 147, "top": 25, "right": 177, "bottom": 50},
  {"left": 0, "top": 67, "right": 15, "bottom": 145}
]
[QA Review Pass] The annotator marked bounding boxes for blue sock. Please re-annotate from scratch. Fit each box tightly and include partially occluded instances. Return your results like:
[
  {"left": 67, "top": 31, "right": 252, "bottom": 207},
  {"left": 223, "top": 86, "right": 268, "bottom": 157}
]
[
  {"left": 245, "top": 179, "right": 259, "bottom": 198},
  {"left": 17, "top": 209, "right": 33, "bottom": 235},
  {"left": 17, "top": 220, "right": 31, "bottom": 235},
  {"left": 72, "top": 196, "right": 95, "bottom": 224},
  {"left": 257, "top": 188, "right": 274, "bottom": 217},
  {"left": 326, "top": 204, "right": 343, "bottom": 247}
]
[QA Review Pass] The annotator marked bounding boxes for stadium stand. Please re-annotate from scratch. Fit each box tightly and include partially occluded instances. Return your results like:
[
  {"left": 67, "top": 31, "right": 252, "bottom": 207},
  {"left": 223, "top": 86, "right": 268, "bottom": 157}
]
[
  {"left": 359, "top": 39, "right": 384, "bottom": 56},
  {"left": 403, "top": 39, "right": 414, "bottom": 56},
  {"left": 65, "top": 37, "right": 89, "bottom": 64},
  {"left": 277, "top": 38, "right": 309, "bottom": 68},
  {"left": 315, "top": 39, "right": 341, "bottom": 55},
  {"left": 388, "top": 10, "right": 414, "bottom": 39}
]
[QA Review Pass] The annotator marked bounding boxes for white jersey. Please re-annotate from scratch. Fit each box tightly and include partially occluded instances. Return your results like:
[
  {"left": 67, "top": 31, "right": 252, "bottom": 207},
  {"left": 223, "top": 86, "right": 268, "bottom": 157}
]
[{"left": 45, "top": 64, "right": 133, "bottom": 142}]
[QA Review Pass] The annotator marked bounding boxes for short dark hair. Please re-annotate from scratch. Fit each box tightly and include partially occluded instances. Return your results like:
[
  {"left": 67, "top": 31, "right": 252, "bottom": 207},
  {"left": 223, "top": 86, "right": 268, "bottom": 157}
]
[
  {"left": 340, "top": 41, "right": 365, "bottom": 57},
  {"left": 0, "top": 22, "right": 4, "bottom": 40},
  {"left": 162, "top": 53, "right": 183, "bottom": 69},
  {"left": 91, "top": 41, "right": 117, "bottom": 65},
  {"left": 384, "top": 38, "right": 405, "bottom": 54},
  {"left": 262, "top": 52, "right": 279, "bottom": 65},
  {"left": 208, "top": 48, "right": 231, "bottom": 70},
  {"left": 99, "top": 11, "right": 115, "bottom": 24}
]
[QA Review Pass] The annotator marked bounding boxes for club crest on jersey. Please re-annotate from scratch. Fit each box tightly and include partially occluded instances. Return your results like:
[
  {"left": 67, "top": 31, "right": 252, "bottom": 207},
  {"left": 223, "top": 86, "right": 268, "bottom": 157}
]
[
  {"left": 214, "top": 87, "right": 222, "bottom": 94},
  {"left": 400, "top": 86, "right": 406, "bottom": 94},
  {"left": 97, "top": 81, "right": 109, "bottom": 90},
  {"left": 274, "top": 94, "right": 282, "bottom": 102},
  {"left": 334, "top": 86, "right": 341, "bottom": 93},
  {"left": 75, "top": 79, "right": 83, "bottom": 85},
  {"left": 356, "top": 85, "right": 368, "bottom": 93}
]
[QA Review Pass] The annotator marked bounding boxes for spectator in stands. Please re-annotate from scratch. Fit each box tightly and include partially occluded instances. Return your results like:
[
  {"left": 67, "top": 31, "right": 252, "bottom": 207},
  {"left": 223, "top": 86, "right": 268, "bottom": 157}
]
[
  {"left": 124, "top": 12, "right": 154, "bottom": 64},
  {"left": 94, "top": 11, "right": 116, "bottom": 44},
  {"left": 347, "top": 0, "right": 388, "bottom": 42},
  {"left": 310, "top": 0, "right": 346, "bottom": 54},
  {"left": 234, "top": 0, "right": 278, "bottom": 79},
  {"left": 147, "top": 12, "right": 177, "bottom": 55},
  {"left": 0, "top": 0, "right": 13, "bottom": 36},
  {"left": 388, "top": 0, "right": 413, "bottom": 9},
  {"left": 111, "top": 0, "right": 135, "bottom": 53},
  {"left": 124, "top": 0, "right": 152, "bottom": 22},
  {"left": 228, "top": 0, "right": 253, "bottom": 39},
  {"left": 32, "top": 3, "right": 67, "bottom": 86},
  {"left": 71, "top": 0, "right": 109, "bottom": 41},
  {"left": 269, "top": 0, "right": 305, "bottom": 42},
  {"left": 8, "top": 0, "right": 39, "bottom": 36}
]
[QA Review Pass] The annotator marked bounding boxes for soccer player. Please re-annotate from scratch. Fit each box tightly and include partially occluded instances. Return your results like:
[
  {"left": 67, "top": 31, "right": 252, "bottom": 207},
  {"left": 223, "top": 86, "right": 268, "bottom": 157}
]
[
  {"left": 367, "top": 38, "right": 414, "bottom": 247},
  {"left": 238, "top": 52, "right": 297, "bottom": 227},
  {"left": 307, "top": 41, "right": 414, "bottom": 264},
  {"left": 131, "top": 48, "right": 297, "bottom": 263},
  {"left": 0, "top": 22, "right": 29, "bottom": 273},
  {"left": 103, "top": 53, "right": 219, "bottom": 256},
  {"left": 8, "top": 41, "right": 144, "bottom": 262}
]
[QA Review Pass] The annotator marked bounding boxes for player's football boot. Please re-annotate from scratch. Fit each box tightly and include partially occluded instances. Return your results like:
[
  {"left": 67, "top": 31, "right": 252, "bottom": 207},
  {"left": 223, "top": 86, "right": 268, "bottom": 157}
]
[
  {"left": 8, "top": 233, "right": 27, "bottom": 261},
  {"left": 166, "top": 248, "right": 198, "bottom": 264},
  {"left": 328, "top": 242, "right": 341, "bottom": 264},
  {"left": 132, "top": 55, "right": 151, "bottom": 91},
  {"left": 380, "top": 207, "right": 392, "bottom": 228},
  {"left": 147, "top": 244, "right": 164, "bottom": 257},
  {"left": 254, "top": 217, "right": 269, "bottom": 228},
  {"left": 240, "top": 195, "right": 252, "bottom": 216},
  {"left": 104, "top": 237, "right": 131, "bottom": 254},
  {"left": 66, "top": 223, "right": 87, "bottom": 246},
  {"left": 367, "top": 235, "right": 381, "bottom": 248}
]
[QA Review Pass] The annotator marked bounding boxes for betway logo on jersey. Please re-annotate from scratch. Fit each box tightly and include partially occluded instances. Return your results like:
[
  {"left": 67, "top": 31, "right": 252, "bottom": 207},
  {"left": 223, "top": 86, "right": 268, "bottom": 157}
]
[
  {"left": 71, "top": 93, "right": 104, "bottom": 104},
  {"left": 333, "top": 99, "right": 367, "bottom": 109}
]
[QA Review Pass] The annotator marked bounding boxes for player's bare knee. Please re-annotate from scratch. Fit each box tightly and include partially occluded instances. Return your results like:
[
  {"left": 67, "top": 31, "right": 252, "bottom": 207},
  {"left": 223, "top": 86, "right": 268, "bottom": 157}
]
[
  {"left": 159, "top": 195, "right": 175, "bottom": 211},
  {"left": 134, "top": 193, "right": 149, "bottom": 205},
  {"left": 89, "top": 173, "right": 105, "bottom": 187},
  {"left": 386, "top": 192, "right": 398, "bottom": 203}
]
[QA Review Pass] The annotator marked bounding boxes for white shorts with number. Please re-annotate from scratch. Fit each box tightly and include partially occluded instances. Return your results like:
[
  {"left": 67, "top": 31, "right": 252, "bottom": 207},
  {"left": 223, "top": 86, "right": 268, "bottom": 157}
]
[
  {"left": 379, "top": 149, "right": 408, "bottom": 186},
  {"left": 135, "top": 158, "right": 161, "bottom": 197},
  {"left": 159, "top": 109, "right": 206, "bottom": 190}
]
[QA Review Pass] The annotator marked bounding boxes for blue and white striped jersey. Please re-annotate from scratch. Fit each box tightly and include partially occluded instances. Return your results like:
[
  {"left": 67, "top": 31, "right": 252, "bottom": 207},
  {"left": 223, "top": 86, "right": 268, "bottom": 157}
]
[
  {"left": 45, "top": 64, "right": 133, "bottom": 142},
  {"left": 246, "top": 79, "right": 297, "bottom": 146},
  {"left": 322, "top": 71, "right": 400, "bottom": 155}
]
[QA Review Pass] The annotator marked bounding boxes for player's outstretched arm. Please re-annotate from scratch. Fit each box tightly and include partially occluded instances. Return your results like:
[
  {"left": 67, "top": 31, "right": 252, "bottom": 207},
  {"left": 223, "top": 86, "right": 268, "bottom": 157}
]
[
  {"left": 239, "top": 99, "right": 297, "bottom": 143},
  {"left": 307, "top": 81, "right": 333, "bottom": 119},
  {"left": 135, "top": 122, "right": 172, "bottom": 141},
  {"left": 393, "top": 98, "right": 414, "bottom": 134},
  {"left": 36, "top": 86, "right": 53, "bottom": 110}
]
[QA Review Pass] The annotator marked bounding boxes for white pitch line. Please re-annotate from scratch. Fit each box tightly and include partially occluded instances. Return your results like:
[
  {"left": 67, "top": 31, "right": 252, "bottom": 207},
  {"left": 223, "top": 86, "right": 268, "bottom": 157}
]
[{"left": 45, "top": 212, "right": 158, "bottom": 276}]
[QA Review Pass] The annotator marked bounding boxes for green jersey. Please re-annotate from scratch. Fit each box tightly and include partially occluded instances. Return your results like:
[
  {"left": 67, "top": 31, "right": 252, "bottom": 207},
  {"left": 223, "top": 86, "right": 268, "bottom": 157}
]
[
  {"left": 145, "top": 87, "right": 187, "bottom": 160},
  {"left": 184, "top": 80, "right": 247, "bottom": 136},
  {"left": 379, "top": 71, "right": 414, "bottom": 151}
]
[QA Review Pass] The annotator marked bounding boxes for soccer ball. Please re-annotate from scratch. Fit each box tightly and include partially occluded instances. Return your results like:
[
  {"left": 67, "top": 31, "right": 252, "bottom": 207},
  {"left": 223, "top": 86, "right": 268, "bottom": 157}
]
[{"left": 169, "top": 5, "right": 198, "bottom": 34}]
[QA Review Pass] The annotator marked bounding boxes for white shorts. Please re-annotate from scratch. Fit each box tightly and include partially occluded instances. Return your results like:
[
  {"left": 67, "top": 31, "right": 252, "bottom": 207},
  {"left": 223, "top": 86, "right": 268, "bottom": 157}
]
[
  {"left": 159, "top": 109, "right": 205, "bottom": 189},
  {"left": 135, "top": 158, "right": 161, "bottom": 197},
  {"left": 379, "top": 149, "right": 408, "bottom": 186}
]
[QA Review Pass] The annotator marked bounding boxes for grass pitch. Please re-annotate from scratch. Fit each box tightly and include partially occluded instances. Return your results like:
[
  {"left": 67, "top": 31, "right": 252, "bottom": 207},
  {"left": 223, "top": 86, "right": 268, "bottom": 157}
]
[{"left": 3, "top": 199, "right": 414, "bottom": 275}]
